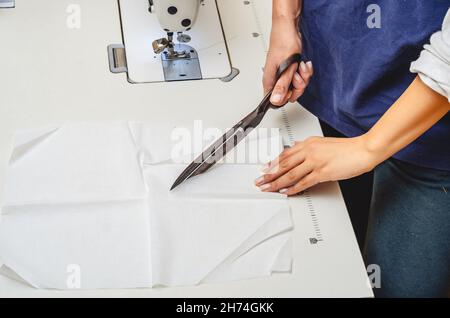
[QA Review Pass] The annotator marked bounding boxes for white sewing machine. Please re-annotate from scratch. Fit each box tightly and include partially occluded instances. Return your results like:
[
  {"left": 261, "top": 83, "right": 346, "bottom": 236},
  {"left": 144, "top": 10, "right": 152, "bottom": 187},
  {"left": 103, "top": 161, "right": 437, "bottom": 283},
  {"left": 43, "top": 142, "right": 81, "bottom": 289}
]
[
  {"left": 109, "top": 0, "right": 234, "bottom": 83},
  {"left": 0, "top": 0, "right": 373, "bottom": 297}
]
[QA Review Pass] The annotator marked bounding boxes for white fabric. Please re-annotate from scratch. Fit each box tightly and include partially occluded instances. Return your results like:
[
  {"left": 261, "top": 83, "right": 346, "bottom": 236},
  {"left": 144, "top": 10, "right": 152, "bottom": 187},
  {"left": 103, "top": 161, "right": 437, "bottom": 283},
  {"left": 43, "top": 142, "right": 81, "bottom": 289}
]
[
  {"left": 4, "top": 123, "right": 147, "bottom": 206},
  {"left": 144, "top": 164, "right": 292, "bottom": 286},
  {"left": 1, "top": 123, "right": 152, "bottom": 289},
  {"left": 411, "top": 8, "right": 450, "bottom": 101},
  {"left": 0, "top": 122, "right": 293, "bottom": 289}
]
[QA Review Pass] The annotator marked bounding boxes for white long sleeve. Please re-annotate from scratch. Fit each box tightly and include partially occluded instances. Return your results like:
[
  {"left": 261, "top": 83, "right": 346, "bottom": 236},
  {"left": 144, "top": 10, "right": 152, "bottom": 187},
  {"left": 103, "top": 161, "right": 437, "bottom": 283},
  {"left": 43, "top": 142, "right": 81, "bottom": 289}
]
[{"left": 410, "top": 8, "right": 450, "bottom": 102}]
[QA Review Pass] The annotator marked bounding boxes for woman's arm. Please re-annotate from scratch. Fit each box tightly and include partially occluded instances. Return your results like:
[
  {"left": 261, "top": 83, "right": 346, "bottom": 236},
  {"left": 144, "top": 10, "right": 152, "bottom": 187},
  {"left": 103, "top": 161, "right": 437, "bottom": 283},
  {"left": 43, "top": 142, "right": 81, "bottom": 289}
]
[
  {"left": 370, "top": 8, "right": 450, "bottom": 161},
  {"left": 256, "top": 9, "right": 450, "bottom": 195},
  {"left": 365, "top": 76, "right": 449, "bottom": 164},
  {"left": 263, "top": 0, "right": 314, "bottom": 106},
  {"left": 255, "top": 76, "right": 450, "bottom": 195},
  {"left": 411, "top": 9, "right": 450, "bottom": 101},
  {"left": 272, "top": 0, "right": 302, "bottom": 21}
]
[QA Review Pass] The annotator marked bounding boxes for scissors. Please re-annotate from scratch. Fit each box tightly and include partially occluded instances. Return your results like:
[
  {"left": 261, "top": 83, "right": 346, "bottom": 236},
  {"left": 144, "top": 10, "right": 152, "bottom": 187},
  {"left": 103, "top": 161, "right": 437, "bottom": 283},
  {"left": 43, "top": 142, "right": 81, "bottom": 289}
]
[{"left": 171, "top": 53, "right": 303, "bottom": 191}]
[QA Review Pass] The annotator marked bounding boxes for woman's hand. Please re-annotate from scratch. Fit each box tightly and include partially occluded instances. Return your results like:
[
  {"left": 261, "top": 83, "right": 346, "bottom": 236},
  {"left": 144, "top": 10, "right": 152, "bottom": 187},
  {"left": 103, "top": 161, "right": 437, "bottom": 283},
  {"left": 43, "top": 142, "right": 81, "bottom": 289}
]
[
  {"left": 255, "top": 135, "right": 378, "bottom": 195},
  {"left": 263, "top": 19, "right": 313, "bottom": 106}
]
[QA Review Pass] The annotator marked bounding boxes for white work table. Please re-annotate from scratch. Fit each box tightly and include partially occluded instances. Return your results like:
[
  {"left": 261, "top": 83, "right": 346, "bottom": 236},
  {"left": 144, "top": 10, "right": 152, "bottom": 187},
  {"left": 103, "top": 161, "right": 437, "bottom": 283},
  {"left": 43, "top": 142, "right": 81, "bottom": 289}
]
[{"left": 0, "top": 0, "right": 373, "bottom": 297}]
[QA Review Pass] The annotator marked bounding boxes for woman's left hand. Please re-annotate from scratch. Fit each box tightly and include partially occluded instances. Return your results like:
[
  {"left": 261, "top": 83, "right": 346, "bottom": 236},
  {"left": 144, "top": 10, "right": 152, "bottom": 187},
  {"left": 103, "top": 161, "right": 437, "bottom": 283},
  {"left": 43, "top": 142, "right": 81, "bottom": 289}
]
[{"left": 255, "top": 135, "right": 379, "bottom": 196}]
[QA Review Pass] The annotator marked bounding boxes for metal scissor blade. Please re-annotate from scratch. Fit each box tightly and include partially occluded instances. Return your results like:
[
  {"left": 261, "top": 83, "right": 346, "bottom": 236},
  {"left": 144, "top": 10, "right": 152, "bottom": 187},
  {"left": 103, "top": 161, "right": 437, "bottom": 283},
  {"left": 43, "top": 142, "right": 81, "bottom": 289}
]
[
  {"left": 170, "top": 110, "right": 261, "bottom": 191},
  {"left": 170, "top": 53, "right": 303, "bottom": 191}
]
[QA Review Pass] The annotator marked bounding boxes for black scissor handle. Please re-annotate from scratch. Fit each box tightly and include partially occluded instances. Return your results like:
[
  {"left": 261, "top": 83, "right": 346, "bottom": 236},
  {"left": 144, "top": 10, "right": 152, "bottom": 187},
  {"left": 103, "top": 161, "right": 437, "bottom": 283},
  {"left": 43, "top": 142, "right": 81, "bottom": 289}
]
[
  {"left": 262, "top": 53, "right": 303, "bottom": 112},
  {"left": 237, "top": 54, "right": 304, "bottom": 130},
  {"left": 276, "top": 53, "right": 303, "bottom": 79}
]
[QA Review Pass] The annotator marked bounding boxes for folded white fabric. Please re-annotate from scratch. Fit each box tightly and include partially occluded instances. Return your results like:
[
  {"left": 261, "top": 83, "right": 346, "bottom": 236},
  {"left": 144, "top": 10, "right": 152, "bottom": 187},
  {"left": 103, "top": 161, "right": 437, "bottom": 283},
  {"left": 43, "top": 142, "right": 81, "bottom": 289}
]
[
  {"left": 144, "top": 164, "right": 292, "bottom": 287},
  {"left": 4, "top": 123, "right": 147, "bottom": 206},
  {"left": 0, "top": 123, "right": 152, "bottom": 289},
  {"left": 0, "top": 122, "right": 293, "bottom": 289}
]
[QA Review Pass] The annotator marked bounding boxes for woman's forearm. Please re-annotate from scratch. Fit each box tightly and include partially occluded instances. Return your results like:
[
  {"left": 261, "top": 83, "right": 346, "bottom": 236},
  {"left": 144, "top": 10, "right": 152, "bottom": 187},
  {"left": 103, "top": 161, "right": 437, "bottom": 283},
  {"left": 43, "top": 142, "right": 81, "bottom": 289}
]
[
  {"left": 256, "top": 76, "right": 449, "bottom": 195},
  {"left": 264, "top": 0, "right": 307, "bottom": 104},
  {"left": 365, "top": 76, "right": 450, "bottom": 166},
  {"left": 272, "top": 0, "right": 302, "bottom": 24}
]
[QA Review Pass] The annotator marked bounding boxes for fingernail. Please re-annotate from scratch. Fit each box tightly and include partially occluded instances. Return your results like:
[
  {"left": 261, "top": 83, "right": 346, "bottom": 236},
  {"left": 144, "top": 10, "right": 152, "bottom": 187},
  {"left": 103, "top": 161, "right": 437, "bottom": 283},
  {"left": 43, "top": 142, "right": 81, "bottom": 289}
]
[
  {"left": 300, "top": 61, "right": 307, "bottom": 73},
  {"left": 271, "top": 93, "right": 283, "bottom": 104},
  {"left": 261, "top": 162, "right": 271, "bottom": 171},
  {"left": 306, "top": 61, "right": 313, "bottom": 70},
  {"left": 279, "top": 188, "right": 288, "bottom": 195},
  {"left": 262, "top": 166, "right": 272, "bottom": 173},
  {"left": 255, "top": 176, "right": 265, "bottom": 185},
  {"left": 267, "top": 165, "right": 280, "bottom": 174},
  {"left": 259, "top": 184, "right": 271, "bottom": 191}
]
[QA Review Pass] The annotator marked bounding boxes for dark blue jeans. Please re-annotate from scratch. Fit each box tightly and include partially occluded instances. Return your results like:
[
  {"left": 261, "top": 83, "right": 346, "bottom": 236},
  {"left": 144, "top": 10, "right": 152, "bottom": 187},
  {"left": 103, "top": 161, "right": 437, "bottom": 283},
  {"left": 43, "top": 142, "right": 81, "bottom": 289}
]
[{"left": 364, "top": 158, "right": 450, "bottom": 298}]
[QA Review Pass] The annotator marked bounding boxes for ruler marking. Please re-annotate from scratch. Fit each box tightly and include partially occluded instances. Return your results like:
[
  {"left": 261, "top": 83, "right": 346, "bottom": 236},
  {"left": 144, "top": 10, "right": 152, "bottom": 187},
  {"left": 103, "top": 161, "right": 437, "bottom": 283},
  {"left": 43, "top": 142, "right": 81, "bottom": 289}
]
[
  {"left": 284, "top": 111, "right": 324, "bottom": 243},
  {"left": 305, "top": 190, "right": 324, "bottom": 243},
  {"left": 250, "top": 0, "right": 324, "bottom": 244}
]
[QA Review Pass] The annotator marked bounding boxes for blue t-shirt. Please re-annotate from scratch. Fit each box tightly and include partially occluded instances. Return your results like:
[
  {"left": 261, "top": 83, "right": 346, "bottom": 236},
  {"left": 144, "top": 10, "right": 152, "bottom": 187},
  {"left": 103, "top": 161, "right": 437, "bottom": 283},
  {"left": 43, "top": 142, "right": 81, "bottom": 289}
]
[{"left": 299, "top": 0, "right": 450, "bottom": 171}]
